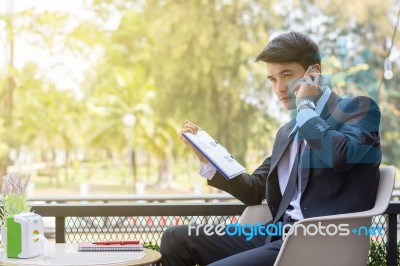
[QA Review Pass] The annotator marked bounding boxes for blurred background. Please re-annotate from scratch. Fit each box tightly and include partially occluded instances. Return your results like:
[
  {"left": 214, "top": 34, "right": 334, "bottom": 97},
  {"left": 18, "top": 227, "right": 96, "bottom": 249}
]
[{"left": 0, "top": 0, "right": 399, "bottom": 197}]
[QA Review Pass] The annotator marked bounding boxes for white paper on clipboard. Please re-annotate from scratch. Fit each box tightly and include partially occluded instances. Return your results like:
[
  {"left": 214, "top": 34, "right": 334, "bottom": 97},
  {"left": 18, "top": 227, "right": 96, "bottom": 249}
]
[{"left": 183, "top": 131, "right": 245, "bottom": 179}]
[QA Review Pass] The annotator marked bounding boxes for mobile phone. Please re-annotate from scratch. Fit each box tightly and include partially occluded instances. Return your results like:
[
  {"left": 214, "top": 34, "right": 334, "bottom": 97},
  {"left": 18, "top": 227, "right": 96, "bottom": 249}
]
[
  {"left": 304, "top": 66, "right": 323, "bottom": 88},
  {"left": 287, "top": 66, "right": 323, "bottom": 97}
]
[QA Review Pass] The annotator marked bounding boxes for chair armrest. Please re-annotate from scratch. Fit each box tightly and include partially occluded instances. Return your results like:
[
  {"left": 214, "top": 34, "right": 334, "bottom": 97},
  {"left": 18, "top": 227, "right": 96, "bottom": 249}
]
[{"left": 238, "top": 202, "right": 271, "bottom": 225}]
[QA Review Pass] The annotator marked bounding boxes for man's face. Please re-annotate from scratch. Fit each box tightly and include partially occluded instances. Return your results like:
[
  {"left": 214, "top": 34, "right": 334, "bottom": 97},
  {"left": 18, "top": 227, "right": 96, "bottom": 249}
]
[{"left": 266, "top": 62, "right": 306, "bottom": 110}]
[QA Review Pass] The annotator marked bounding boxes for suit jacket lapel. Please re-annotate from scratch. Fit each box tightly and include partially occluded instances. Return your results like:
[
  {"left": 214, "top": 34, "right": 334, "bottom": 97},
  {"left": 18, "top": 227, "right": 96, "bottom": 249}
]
[
  {"left": 266, "top": 120, "right": 296, "bottom": 218},
  {"left": 270, "top": 119, "right": 296, "bottom": 171},
  {"left": 300, "top": 142, "right": 310, "bottom": 193}
]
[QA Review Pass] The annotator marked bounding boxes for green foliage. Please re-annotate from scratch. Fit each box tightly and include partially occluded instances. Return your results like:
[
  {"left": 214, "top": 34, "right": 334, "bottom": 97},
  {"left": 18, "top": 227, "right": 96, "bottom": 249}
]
[
  {"left": 0, "top": 193, "right": 31, "bottom": 227},
  {"left": 142, "top": 241, "right": 159, "bottom": 252},
  {"left": 368, "top": 240, "right": 400, "bottom": 266},
  {"left": 0, "top": 174, "right": 31, "bottom": 226}
]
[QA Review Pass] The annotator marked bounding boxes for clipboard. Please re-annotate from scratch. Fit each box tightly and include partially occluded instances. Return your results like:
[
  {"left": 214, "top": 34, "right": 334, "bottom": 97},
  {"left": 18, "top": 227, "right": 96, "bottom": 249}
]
[{"left": 182, "top": 131, "right": 245, "bottom": 179}]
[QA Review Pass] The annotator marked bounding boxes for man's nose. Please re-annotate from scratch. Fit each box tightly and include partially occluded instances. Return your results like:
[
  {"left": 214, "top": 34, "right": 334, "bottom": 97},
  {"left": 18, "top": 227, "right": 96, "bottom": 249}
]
[{"left": 276, "top": 80, "right": 287, "bottom": 93}]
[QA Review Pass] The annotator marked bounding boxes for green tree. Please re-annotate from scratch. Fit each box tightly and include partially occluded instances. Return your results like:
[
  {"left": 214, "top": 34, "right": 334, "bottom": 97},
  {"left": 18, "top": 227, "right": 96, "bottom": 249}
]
[
  {"left": 11, "top": 63, "right": 86, "bottom": 186},
  {"left": 142, "top": 0, "right": 281, "bottom": 164},
  {"left": 89, "top": 65, "right": 156, "bottom": 189},
  {"left": 0, "top": 3, "right": 100, "bottom": 187}
]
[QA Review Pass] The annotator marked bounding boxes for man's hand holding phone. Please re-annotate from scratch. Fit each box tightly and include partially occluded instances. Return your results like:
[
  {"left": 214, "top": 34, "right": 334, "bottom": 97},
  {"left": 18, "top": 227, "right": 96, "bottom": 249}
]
[
  {"left": 294, "top": 66, "right": 324, "bottom": 109},
  {"left": 287, "top": 66, "right": 324, "bottom": 138}
]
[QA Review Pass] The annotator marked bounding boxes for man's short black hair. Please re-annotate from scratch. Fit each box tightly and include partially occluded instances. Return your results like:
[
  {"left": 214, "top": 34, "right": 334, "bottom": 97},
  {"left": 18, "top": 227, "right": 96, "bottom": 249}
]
[{"left": 255, "top": 32, "right": 321, "bottom": 71}]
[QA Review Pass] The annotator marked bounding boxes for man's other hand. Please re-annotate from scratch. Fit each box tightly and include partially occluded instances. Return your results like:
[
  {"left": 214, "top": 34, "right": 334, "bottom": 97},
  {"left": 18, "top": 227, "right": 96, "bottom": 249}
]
[{"left": 179, "top": 119, "right": 209, "bottom": 164}]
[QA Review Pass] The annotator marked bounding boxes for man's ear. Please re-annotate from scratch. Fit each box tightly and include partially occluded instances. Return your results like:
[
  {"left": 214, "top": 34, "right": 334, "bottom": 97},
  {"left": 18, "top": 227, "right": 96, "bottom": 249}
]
[{"left": 313, "top": 64, "right": 321, "bottom": 72}]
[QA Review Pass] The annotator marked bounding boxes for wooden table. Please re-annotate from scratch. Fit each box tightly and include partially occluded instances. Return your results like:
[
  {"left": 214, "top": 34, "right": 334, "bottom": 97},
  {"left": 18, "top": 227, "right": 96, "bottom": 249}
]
[{"left": 0, "top": 244, "right": 161, "bottom": 266}]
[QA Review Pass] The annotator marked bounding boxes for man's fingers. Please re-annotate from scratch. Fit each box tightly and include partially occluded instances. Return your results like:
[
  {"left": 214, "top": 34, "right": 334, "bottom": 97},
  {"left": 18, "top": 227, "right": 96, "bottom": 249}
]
[
  {"left": 183, "top": 121, "right": 200, "bottom": 134},
  {"left": 313, "top": 74, "right": 323, "bottom": 88},
  {"left": 180, "top": 120, "right": 208, "bottom": 164},
  {"left": 298, "top": 76, "right": 314, "bottom": 85},
  {"left": 179, "top": 120, "right": 200, "bottom": 142},
  {"left": 179, "top": 128, "right": 195, "bottom": 141}
]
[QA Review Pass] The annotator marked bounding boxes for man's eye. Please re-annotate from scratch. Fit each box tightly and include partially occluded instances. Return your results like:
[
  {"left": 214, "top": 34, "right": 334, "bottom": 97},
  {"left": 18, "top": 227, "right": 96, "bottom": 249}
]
[
  {"left": 268, "top": 77, "right": 277, "bottom": 82},
  {"left": 283, "top": 73, "right": 292, "bottom": 79}
]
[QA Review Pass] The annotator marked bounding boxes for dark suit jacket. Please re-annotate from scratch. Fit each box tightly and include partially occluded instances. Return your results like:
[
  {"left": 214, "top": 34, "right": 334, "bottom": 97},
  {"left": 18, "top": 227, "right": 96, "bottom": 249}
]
[{"left": 208, "top": 91, "right": 381, "bottom": 219}]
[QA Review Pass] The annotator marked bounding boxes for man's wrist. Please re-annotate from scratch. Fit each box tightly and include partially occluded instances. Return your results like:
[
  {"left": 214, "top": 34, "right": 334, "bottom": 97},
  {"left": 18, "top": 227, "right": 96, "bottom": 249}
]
[
  {"left": 298, "top": 105, "right": 312, "bottom": 112},
  {"left": 296, "top": 99, "right": 316, "bottom": 113}
]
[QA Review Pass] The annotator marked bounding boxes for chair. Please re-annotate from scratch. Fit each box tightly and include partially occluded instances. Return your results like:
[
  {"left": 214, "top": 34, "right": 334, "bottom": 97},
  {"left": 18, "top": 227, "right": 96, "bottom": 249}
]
[{"left": 238, "top": 166, "right": 395, "bottom": 266}]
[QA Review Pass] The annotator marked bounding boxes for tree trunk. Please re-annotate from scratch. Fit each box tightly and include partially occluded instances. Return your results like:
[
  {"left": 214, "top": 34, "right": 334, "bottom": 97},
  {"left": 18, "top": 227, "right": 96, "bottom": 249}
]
[
  {"left": 153, "top": 155, "right": 174, "bottom": 189},
  {"left": 0, "top": 162, "right": 7, "bottom": 191}
]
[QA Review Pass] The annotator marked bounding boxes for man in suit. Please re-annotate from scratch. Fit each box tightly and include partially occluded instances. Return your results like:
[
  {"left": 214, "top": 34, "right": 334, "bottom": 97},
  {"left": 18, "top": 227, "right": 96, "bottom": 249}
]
[{"left": 160, "top": 32, "right": 381, "bottom": 266}]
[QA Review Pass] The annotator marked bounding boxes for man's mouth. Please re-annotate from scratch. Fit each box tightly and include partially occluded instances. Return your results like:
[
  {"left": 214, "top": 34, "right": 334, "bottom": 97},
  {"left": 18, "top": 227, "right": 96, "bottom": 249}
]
[{"left": 280, "top": 96, "right": 290, "bottom": 101}]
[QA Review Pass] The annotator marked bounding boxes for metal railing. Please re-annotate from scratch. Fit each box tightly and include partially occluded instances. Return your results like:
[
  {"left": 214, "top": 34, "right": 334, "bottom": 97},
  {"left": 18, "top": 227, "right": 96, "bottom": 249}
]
[
  {"left": 31, "top": 203, "right": 246, "bottom": 243},
  {"left": 384, "top": 202, "right": 400, "bottom": 265},
  {"left": 11, "top": 190, "right": 400, "bottom": 203},
  {"left": 24, "top": 193, "right": 237, "bottom": 203}
]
